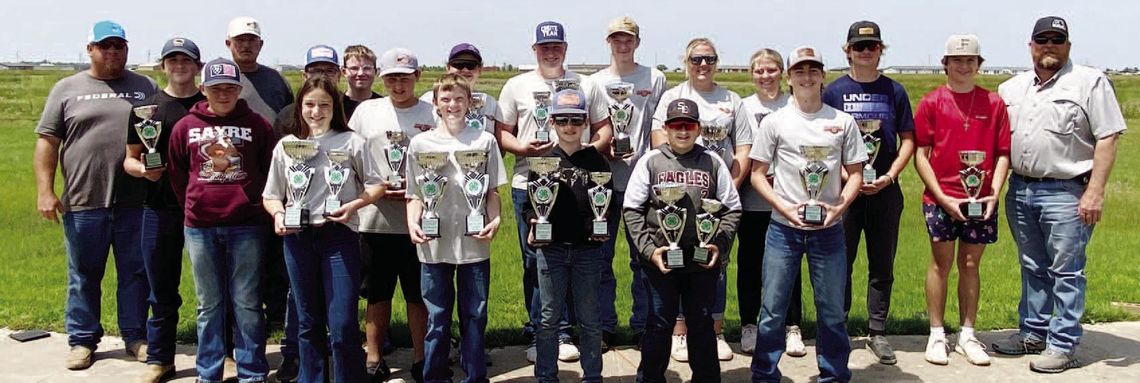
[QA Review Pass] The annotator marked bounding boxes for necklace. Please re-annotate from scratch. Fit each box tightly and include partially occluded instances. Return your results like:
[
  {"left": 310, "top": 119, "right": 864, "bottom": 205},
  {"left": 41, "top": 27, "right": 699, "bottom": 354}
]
[{"left": 950, "top": 85, "right": 978, "bottom": 130}]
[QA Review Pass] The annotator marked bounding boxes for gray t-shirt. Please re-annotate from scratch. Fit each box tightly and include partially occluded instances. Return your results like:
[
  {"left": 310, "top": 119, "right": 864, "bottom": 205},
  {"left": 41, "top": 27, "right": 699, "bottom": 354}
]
[
  {"left": 349, "top": 97, "right": 437, "bottom": 233},
  {"left": 35, "top": 71, "right": 158, "bottom": 211},
  {"left": 749, "top": 104, "right": 867, "bottom": 229},
  {"left": 740, "top": 93, "right": 791, "bottom": 211},
  {"left": 419, "top": 91, "right": 503, "bottom": 135},
  {"left": 588, "top": 65, "right": 668, "bottom": 192},
  {"left": 263, "top": 130, "right": 382, "bottom": 231},
  {"left": 405, "top": 128, "right": 507, "bottom": 264},
  {"left": 652, "top": 82, "right": 753, "bottom": 172}
]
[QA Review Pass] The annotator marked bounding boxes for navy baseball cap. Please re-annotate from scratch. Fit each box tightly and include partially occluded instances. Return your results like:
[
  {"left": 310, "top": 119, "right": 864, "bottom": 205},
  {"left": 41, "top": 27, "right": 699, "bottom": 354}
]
[
  {"left": 88, "top": 20, "right": 127, "bottom": 43},
  {"left": 549, "top": 89, "right": 587, "bottom": 115},
  {"left": 665, "top": 98, "right": 700, "bottom": 123},
  {"left": 161, "top": 37, "right": 200, "bottom": 61},
  {"left": 201, "top": 58, "right": 242, "bottom": 87},
  {"left": 448, "top": 43, "right": 482, "bottom": 64},
  {"left": 305, "top": 45, "right": 339, "bottom": 68},
  {"left": 534, "top": 21, "right": 566, "bottom": 45}
]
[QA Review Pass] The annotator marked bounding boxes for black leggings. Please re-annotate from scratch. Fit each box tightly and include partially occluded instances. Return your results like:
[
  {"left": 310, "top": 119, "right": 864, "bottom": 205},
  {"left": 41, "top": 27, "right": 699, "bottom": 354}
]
[{"left": 737, "top": 211, "right": 802, "bottom": 327}]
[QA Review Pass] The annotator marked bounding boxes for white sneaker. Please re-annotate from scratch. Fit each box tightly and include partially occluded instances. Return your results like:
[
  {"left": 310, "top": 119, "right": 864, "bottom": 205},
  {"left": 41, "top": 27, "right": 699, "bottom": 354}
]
[
  {"left": 785, "top": 326, "right": 807, "bottom": 357},
  {"left": 670, "top": 334, "right": 689, "bottom": 362},
  {"left": 557, "top": 338, "right": 580, "bottom": 362},
  {"left": 925, "top": 335, "right": 950, "bottom": 365},
  {"left": 525, "top": 344, "right": 537, "bottom": 364},
  {"left": 715, "top": 333, "right": 734, "bottom": 360},
  {"left": 740, "top": 324, "right": 758, "bottom": 355},
  {"left": 956, "top": 336, "right": 992, "bottom": 366}
]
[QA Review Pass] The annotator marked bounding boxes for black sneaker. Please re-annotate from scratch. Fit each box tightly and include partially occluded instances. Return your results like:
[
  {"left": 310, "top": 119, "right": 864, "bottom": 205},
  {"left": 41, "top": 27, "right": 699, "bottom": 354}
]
[
  {"left": 275, "top": 356, "right": 300, "bottom": 383},
  {"left": 992, "top": 333, "right": 1046, "bottom": 355},
  {"left": 411, "top": 360, "right": 425, "bottom": 383},
  {"left": 367, "top": 360, "right": 391, "bottom": 383},
  {"left": 866, "top": 335, "right": 897, "bottom": 365},
  {"left": 632, "top": 332, "right": 643, "bottom": 351},
  {"left": 602, "top": 331, "right": 615, "bottom": 353}
]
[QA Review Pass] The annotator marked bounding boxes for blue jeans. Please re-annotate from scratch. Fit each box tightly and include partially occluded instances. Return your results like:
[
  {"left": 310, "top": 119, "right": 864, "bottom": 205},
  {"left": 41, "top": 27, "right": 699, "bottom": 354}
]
[
  {"left": 185, "top": 225, "right": 268, "bottom": 383},
  {"left": 62, "top": 207, "right": 148, "bottom": 348},
  {"left": 1006, "top": 175, "right": 1094, "bottom": 355},
  {"left": 283, "top": 223, "right": 366, "bottom": 383},
  {"left": 140, "top": 208, "right": 185, "bottom": 364},
  {"left": 512, "top": 188, "right": 571, "bottom": 339},
  {"left": 598, "top": 190, "right": 650, "bottom": 334},
  {"left": 638, "top": 267, "right": 720, "bottom": 383},
  {"left": 535, "top": 244, "right": 603, "bottom": 382},
  {"left": 421, "top": 260, "right": 491, "bottom": 383},
  {"left": 752, "top": 222, "right": 850, "bottom": 383}
]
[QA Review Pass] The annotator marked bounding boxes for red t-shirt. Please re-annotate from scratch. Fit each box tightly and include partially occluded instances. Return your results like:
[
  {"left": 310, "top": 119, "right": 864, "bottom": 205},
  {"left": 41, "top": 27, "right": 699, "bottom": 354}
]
[{"left": 914, "top": 85, "right": 1011, "bottom": 204}]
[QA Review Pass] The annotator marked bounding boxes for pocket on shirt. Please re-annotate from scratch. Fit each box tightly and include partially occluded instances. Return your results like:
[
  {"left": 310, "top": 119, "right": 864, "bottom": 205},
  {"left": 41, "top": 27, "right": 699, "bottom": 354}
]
[
  {"left": 1005, "top": 103, "right": 1021, "bottom": 133},
  {"left": 1045, "top": 92, "right": 1087, "bottom": 135}
]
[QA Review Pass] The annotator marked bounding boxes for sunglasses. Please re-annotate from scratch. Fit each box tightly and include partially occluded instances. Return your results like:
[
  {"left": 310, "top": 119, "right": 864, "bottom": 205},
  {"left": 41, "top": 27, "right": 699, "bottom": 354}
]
[
  {"left": 450, "top": 62, "right": 480, "bottom": 71},
  {"left": 93, "top": 40, "right": 127, "bottom": 50},
  {"left": 665, "top": 121, "right": 700, "bottom": 131},
  {"left": 1033, "top": 35, "right": 1067, "bottom": 45},
  {"left": 688, "top": 55, "right": 718, "bottom": 65},
  {"left": 552, "top": 116, "right": 586, "bottom": 126},
  {"left": 851, "top": 41, "right": 881, "bottom": 52}
]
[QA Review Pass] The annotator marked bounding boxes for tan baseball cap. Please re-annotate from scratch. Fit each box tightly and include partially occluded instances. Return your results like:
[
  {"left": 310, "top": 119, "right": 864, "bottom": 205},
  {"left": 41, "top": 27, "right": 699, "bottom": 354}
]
[
  {"left": 944, "top": 34, "right": 981, "bottom": 57},
  {"left": 787, "top": 46, "right": 824, "bottom": 68},
  {"left": 606, "top": 16, "right": 639, "bottom": 38}
]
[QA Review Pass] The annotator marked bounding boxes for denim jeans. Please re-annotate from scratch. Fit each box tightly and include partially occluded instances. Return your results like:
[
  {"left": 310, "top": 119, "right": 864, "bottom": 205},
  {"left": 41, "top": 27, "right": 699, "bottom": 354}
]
[
  {"left": 421, "top": 260, "right": 491, "bottom": 383},
  {"left": 752, "top": 222, "right": 851, "bottom": 383},
  {"left": 638, "top": 266, "right": 720, "bottom": 383},
  {"left": 62, "top": 207, "right": 148, "bottom": 348},
  {"left": 140, "top": 208, "right": 185, "bottom": 364},
  {"left": 535, "top": 243, "right": 603, "bottom": 382},
  {"left": 282, "top": 223, "right": 366, "bottom": 383},
  {"left": 1006, "top": 175, "right": 1094, "bottom": 354},
  {"left": 597, "top": 190, "right": 650, "bottom": 334},
  {"left": 185, "top": 225, "right": 268, "bottom": 383},
  {"left": 512, "top": 188, "right": 571, "bottom": 339}
]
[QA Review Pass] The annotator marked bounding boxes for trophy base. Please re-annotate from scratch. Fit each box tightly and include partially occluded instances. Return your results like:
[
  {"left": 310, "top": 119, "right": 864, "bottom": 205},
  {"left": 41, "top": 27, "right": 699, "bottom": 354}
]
[
  {"left": 665, "top": 248, "right": 685, "bottom": 269},
  {"left": 535, "top": 131, "right": 550, "bottom": 144},
  {"left": 143, "top": 152, "right": 163, "bottom": 169},
  {"left": 862, "top": 167, "right": 877, "bottom": 184},
  {"left": 592, "top": 220, "right": 608, "bottom": 237},
  {"left": 422, "top": 217, "right": 441, "bottom": 238},
  {"left": 534, "top": 222, "right": 553, "bottom": 243},
  {"left": 387, "top": 175, "right": 403, "bottom": 190},
  {"left": 323, "top": 199, "right": 341, "bottom": 216},
  {"left": 284, "top": 207, "right": 310, "bottom": 230},
  {"left": 465, "top": 214, "right": 485, "bottom": 236},
  {"left": 962, "top": 201, "right": 985, "bottom": 220},
  {"left": 802, "top": 204, "right": 825, "bottom": 226},
  {"left": 693, "top": 246, "right": 711, "bottom": 266},
  {"left": 613, "top": 137, "right": 632, "bottom": 156}
]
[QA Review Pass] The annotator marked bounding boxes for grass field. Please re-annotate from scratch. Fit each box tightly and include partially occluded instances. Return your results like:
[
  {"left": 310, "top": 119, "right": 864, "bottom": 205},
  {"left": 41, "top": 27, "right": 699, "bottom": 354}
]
[{"left": 1, "top": 69, "right": 1137, "bottom": 348}]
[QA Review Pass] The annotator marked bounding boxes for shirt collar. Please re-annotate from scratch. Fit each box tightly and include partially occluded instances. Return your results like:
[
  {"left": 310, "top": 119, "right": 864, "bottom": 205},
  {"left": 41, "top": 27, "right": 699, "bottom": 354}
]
[{"left": 1033, "top": 60, "right": 1073, "bottom": 87}]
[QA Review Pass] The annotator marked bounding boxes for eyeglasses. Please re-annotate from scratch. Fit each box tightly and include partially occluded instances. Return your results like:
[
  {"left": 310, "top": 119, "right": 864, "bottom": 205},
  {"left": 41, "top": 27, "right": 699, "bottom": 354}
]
[
  {"left": 1033, "top": 35, "right": 1067, "bottom": 45},
  {"left": 851, "top": 41, "right": 881, "bottom": 52},
  {"left": 665, "top": 121, "right": 700, "bottom": 131},
  {"left": 552, "top": 116, "right": 586, "bottom": 126},
  {"left": 305, "top": 68, "right": 340, "bottom": 77},
  {"left": 93, "top": 40, "right": 127, "bottom": 50},
  {"left": 345, "top": 66, "right": 375, "bottom": 74},
  {"left": 449, "top": 62, "right": 480, "bottom": 71},
  {"left": 688, "top": 55, "right": 718, "bottom": 65}
]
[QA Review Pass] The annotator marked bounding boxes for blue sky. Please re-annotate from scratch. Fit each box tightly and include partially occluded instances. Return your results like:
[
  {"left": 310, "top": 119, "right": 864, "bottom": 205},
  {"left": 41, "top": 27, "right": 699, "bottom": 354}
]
[{"left": 3, "top": 0, "right": 1133, "bottom": 69}]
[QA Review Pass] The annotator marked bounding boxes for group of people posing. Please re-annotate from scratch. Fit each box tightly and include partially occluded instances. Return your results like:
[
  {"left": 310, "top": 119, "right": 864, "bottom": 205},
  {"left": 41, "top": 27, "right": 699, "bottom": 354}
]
[{"left": 33, "top": 13, "right": 1123, "bottom": 383}]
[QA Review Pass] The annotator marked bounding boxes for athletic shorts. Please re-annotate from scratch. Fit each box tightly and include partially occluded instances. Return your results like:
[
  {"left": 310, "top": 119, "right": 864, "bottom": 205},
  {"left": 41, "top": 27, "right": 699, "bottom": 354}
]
[
  {"left": 922, "top": 203, "right": 998, "bottom": 244},
  {"left": 360, "top": 233, "right": 423, "bottom": 304}
]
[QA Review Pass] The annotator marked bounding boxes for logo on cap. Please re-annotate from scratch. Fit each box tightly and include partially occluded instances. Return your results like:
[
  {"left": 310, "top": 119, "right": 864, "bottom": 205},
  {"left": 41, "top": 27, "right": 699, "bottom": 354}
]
[
  {"left": 675, "top": 102, "right": 690, "bottom": 114},
  {"left": 211, "top": 63, "right": 236, "bottom": 77},
  {"left": 540, "top": 25, "right": 560, "bottom": 38},
  {"left": 797, "top": 47, "right": 816, "bottom": 58},
  {"left": 858, "top": 27, "right": 875, "bottom": 35},
  {"left": 1052, "top": 19, "right": 1066, "bottom": 30},
  {"left": 172, "top": 38, "right": 184, "bottom": 46},
  {"left": 957, "top": 38, "right": 971, "bottom": 49},
  {"left": 245, "top": 21, "right": 258, "bottom": 30},
  {"left": 396, "top": 55, "right": 411, "bottom": 65},
  {"left": 557, "top": 91, "right": 582, "bottom": 106},
  {"left": 311, "top": 47, "right": 335, "bottom": 59}
]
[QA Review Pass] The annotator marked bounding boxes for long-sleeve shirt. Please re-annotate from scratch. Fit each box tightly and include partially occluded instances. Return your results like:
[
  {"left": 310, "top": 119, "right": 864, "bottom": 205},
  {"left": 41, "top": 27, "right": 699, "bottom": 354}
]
[{"left": 520, "top": 145, "right": 615, "bottom": 247}]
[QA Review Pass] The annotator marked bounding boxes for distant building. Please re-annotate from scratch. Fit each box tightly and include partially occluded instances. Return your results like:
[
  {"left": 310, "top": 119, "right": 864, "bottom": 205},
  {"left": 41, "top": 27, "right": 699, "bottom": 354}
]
[
  {"left": 717, "top": 65, "right": 749, "bottom": 73},
  {"left": 0, "top": 62, "right": 34, "bottom": 70},
  {"left": 882, "top": 66, "right": 942, "bottom": 75},
  {"left": 567, "top": 64, "right": 607, "bottom": 74},
  {"left": 274, "top": 64, "right": 302, "bottom": 72},
  {"left": 979, "top": 66, "right": 1031, "bottom": 75},
  {"left": 517, "top": 64, "right": 537, "bottom": 72},
  {"left": 137, "top": 62, "right": 161, "bottom": 71}
]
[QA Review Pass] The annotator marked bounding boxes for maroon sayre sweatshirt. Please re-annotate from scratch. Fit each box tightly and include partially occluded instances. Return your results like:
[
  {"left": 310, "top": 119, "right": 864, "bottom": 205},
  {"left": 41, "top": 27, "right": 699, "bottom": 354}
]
[{"left": 168, "top": 99, "right": 276, "bottom": 228}]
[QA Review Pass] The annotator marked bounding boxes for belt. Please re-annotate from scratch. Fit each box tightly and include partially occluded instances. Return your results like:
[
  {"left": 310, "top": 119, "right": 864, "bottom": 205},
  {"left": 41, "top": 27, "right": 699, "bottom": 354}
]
[{"left": 1018, "top": 172, "right": 1091, "bottom": 185}]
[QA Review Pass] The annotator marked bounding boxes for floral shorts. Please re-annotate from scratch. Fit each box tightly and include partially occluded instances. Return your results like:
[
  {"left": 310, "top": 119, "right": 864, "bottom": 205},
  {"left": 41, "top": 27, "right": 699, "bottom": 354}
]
[{"left": 922, "top": 203, "right": 998, "bottom": 244}]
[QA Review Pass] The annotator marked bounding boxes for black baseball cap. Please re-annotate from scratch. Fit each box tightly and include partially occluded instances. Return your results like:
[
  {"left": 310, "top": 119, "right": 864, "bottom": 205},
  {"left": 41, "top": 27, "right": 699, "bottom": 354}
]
[
  {"left": 847, "top": 20, "right": 882, "bottom": 44},
  {"left": 665, "top": 98, "right": 699, "bottom": 124},
  {"left": 161, "top": 37, "right": 200, "bottom": 61},
  {"left": 1032, "top": 16, "right": 1069, "bottom": 38}
]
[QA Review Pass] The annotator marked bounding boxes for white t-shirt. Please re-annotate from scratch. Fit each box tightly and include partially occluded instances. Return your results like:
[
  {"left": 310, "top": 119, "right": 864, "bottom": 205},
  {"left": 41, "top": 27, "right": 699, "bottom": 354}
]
[
  {"left": 405, "top": 127, "right": 507, "bottom": 264},
  {"left": 588, "top": 65, "right": 667, "bottom": 192},
  {"left": 348, "top": 97, "right": 437, "bottom": 233},
  {"left": 498, "top": 70, "right": 610, "bottom": 189},
  {"left": 419, "top": 91, "right": 503, "bottom": 135},
  {"left": 740, "top": 93, "right": 791, "bottom": 212},
  {"left": 748, "top": 103, "right": 867, "bottom": 229},
  {"left": 652, "top": 82, "right": 753, "bottom": 172}
]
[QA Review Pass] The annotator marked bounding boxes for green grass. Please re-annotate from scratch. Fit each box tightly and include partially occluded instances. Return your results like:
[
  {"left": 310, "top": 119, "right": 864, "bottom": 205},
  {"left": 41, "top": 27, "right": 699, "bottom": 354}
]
[{"left": 1, "top": 70, "right": 1137, "bottom": 348}]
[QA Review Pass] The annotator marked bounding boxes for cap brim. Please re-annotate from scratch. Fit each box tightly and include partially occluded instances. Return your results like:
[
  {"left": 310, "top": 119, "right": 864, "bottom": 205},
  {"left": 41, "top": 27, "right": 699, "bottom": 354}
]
[
  {"left": 551, "top": 109, "right": 588, "bottom": 115},
  {"left": 607, "top": 30, "right": 637, "bottom": 37},
  {"left": 227, "top": 31, "right": 261, "bottom": 38},
  {"left": 162, "top": 48, "right": 199, "bottom": 61},
  {"left": 1033, "top": 28, "right": 1068, "bottom": 37},
  {"left": 201, "top": 79, "right": 242, "bottom": 87},
  {"left": 534, "top": 39, "right": 566, "bottom": 45},
  {"left": 789, "top": 58, "right": 824, "bottom": 68},
  {"left": 305, "top": 58, "right": 339, "bottom": 68},
  {"left": 847, "top": 36, "right": 882, "bottom": 44},
  {"left": 379, "top": 67, "right": 417, "bottom": 77},
  {"left": 91, "top": 35, "right": 127, "bottom": 44},
  {"left": 665, "top": 116, "right": 699, "bottom": 124},
  {"left": 449, "top": 51, "right": 482, "bottom": 63}
]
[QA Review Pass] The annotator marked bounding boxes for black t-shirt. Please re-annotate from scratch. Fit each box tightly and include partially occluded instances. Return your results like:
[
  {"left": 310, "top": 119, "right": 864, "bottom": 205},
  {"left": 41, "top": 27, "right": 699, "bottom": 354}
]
[
  {"left": 523, "top": 145, "right": 615, "bottom": 246},
  {"left": 344, "top": 91, "right": 384, "bottom": 122},
  {"left": 126, "top": 90, "right": 206, "bottom": 210}
]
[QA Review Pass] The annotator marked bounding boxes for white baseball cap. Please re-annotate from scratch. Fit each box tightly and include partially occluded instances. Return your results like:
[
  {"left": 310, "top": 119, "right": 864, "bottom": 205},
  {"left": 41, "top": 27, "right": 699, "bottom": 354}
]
[
  {"left": 944, "top": 34, "right": 981, "bottom": 57},
  {"left": 787, "top": 46, "right": 824, "bottom": 68},
  {"left": 227, "top": 16, "right": 261, "bottom": 38},
  {"left": 378, "top": 48, "right": 419, "bottom": 76}
]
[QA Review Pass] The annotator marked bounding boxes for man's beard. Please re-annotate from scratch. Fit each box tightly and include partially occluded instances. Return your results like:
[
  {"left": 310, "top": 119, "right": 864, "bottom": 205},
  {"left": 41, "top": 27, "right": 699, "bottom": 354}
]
[{"left": 1036, "top": 54, "right": 1064, "bottom": 71}]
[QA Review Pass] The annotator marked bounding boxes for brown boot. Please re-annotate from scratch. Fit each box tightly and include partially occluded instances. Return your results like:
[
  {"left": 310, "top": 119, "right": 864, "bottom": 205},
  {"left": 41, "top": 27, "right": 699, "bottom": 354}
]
[
  {"left": 136, "top": 363, "right": 174, "bottom": 383},
  {"left": 65, "top": 345, "right": 95, "bottom": 370}
]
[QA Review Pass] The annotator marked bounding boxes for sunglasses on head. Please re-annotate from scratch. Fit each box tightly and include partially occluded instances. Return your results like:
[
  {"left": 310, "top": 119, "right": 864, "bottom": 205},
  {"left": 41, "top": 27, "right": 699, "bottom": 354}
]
[
  {"left": 450, "top": 61, "right": 480, "bottom": 70},
  {"left": 552, "top": 116, "right": 586, "bottom": 126},
  {"left": 688, "top": 55, "right": 718, "bottom": 65},
  {"left": 665, "top": 121, "right": 700, "bottom": 131},
  {"left": 93, "top": 40, "right": 126, "bottom": 50},
  {"left": 1033, "top": 35, "right": 1067, "bottom": 45},
  {"left": 851, "top": 41, "right": 881, "bottom": 52}
]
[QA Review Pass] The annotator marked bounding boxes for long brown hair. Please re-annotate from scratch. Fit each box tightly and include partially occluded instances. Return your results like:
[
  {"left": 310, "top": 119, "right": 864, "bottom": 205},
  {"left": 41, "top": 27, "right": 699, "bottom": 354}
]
[{"left": 290, "top": 76, "right": 350, "bottom": 139}]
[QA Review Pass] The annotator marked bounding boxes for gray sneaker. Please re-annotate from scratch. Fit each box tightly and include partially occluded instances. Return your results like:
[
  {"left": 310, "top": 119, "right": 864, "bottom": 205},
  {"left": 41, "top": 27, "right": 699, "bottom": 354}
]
[
  {"left": 866, "top": 335, "right": 897, "bottom": 365},
  {"left": 1030, "top": 349, "right": 1080, "bottom": 373},
  {"left": 991, "top": 333, "right": 1046, "bottom": 355}
]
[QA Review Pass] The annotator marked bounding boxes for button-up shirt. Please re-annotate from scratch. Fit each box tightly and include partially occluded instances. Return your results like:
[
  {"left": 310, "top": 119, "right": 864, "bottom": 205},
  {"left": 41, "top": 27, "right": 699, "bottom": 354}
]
[{"left": 998, "top": 61, "right": 1126, "bottom": 178}]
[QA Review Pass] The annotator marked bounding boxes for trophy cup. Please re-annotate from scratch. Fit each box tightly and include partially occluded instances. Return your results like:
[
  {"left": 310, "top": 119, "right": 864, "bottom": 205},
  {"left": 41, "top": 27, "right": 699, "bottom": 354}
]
[
  {"left": 455, "top": 149, "right": 490, "bottom": 236},
  {"left": 323, "top": 150, "right": 351, "bottom": 216},
  {"left": 384, "top": 130, "right": 408, "bottom": 189},
  {"left": 799, "top": 145, "right": 833, "bottom": 226},
  {"left": 958, "top": 150, "right": 987, "bottom": 220},
  {"left": 282, "top": 140, "right": 320, "bottom": 230},
  {"left": 606, "top": 82, "right": 635, "bottom": 156},
  {"left": 415, "top": 152, "right": 449, "bottom": 238},
  {"left": 133, "top": 105, "right": 164, "bottom": 169},
  {"left": 857, "top": 119, "right": 882, "bottom": 184},
  {"left": 527, "top": 157, "right": 561, "bottom": 244},
  {"left": 700, "top": 119, "right": 730, "bottom": 154},
  {"left": 467, "top": 93, "right": 487, "bottom": 131},
  {"left": 653, "top": 182, "right": 688, "bottom": 269},
  {"left": 693, "top": 198, "right": 723, "bottom": 266},
  {"left": 551, "top": 78, "right": 580, "bottom": 92},
  {"left": 588, "top": 172, "right": 613, "bottom": 237},
  {"left": 532, "top": 91, "right": 552, "bottom": 143}
]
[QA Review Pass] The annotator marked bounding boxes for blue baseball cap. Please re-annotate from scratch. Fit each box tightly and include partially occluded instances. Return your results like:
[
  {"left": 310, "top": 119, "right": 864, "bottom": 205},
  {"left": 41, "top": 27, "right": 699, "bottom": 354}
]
[
  {"left": 305, "top": 45, "right": 339, "bottom": 68},
  {"left": 201, "top": 58, "right": 242, "bottom": 87},
  {"left": 161, "top": 37, "right": 200, "bottom": 61},
  {"left": 549, "top": 89, "right": 587, "bottom": 115},
  {"left": 448, "top": 43, "right": 482, "bottom": 63},
  {"left": 88, "top": 20, "right": 127, "bottom": 43},
  {"left": 534, "top": 21, "right": 566, "bottom": 45}
]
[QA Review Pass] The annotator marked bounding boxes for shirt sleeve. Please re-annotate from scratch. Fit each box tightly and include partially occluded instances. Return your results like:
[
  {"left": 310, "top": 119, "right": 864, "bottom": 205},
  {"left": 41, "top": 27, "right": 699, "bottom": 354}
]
[
  {"left": 623, "top": 152, "right": 653, "bottom": 208},
  {"left": 843, "top": 117, "right": 870, "bottom": 165},
  {"left": 488, "top": 136, "right": 508, "bottom": 187},
  {"left": 993, "top": 93, "right": 1012, "bottom": 157},
  {"left": 748, "top": 116, "right": 777, "bottom": 163},
  {"left": 261, "top": 143, "right": 287, "bottom": 200},
  {"left": 894, "top": 82, "right": 916, "bottom": 133},
  {"left": 587, "top": 78, "right": 611, "bottom": 125},
  {"left": 167, "top": 123, "right": 190, "bottom": 206},
  {"left": 913, "top": 93, "right": 936, "bottom": 147},
  {"left": 650, "top": 90, "right": 676, "bottom": 132},
  {"left": 126, "top": 106, "right": 144, "bottom": 145},
  {"left": 712, "top": 154, "right": 742, "bottom": 211},
  {"left": 621, "top": 152, "right": 658, "bottom": 261},
  {"left": 1088, "top": 75, "right": 1128, "bottom": 139},
  {"left": 731, "top": 96, "right": 753, "bottom": 147},
  {"left": 498, "top": 80, "right": 519, "bottom": 126},
  {"left": 356, "top": 133, "right": 384, "bottom": 188},
  {"left": 403, "top": 140, "right": 423, "bottom": 200},
  {"left": 35, "top": 82, "right": 68, "bottom": 138}
]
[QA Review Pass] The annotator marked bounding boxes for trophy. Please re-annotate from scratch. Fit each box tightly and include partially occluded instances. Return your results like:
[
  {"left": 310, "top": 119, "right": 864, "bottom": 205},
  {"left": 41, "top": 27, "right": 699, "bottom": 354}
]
[
  {"left": 551, "top": 78, "right": 580, "bottom": 92},
  {"left": 323, "top": 150, "right": 351, "bottom": 216},
  {"left": 958, "top": 150, "right": 987, "bottom": 220},
  {"left": 700, "top": 118, "right": 730, "bottom": 154},
  {"left": 415, "top": 152, "right": 449, "bottom": 238},
  {"left": 857, "top": 119, "right": 882, "bottom": 184},
  {"left": 455, "top": 149, "right": 490, "bottom": 236},
  {"left": 606, "top": 82, "right": 635, "bottom": 156},
  {"left": 532, "top": 91, "right": 552, "bottom": 143},
  {"left": 799, "top": 145, "right": 833, "bottom": 226},
  {"left": 133, "top": 105, "right": 164, "bottom": 169},
  {"left": 282, "top": 140, "right": 320, "bottom": 230},
  {"left": 693, "top": 198, "right": 723, "bottom": 266},
  {"left": 384, "top": 130, "right": 408, "bottom": 189},
  {"left": 527, "top": 157, "right": 561, "bottom": 244},
  {"left": 467, "top": 93, "right": 487, "bottom": 131},
  {"left": 653, "top": 182, "right": 688, "bottom": 269},
  {"left": 587, "top": 172, "right": 613, "bottom": 237}
]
